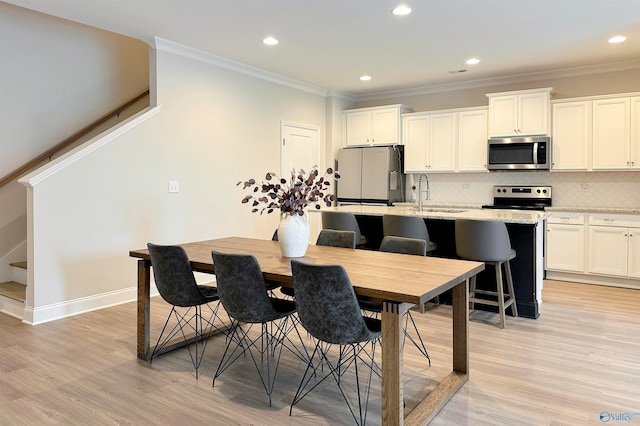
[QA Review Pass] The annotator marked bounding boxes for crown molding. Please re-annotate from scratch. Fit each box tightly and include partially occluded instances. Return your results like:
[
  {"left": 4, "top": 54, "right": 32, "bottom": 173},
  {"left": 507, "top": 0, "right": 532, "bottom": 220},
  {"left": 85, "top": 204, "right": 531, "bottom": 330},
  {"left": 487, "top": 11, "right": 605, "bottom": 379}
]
[
  {"left": 152, "top": 37, "right": 329, "bottom": 98},
  {"left": 355, "top": 58, "right": 640, "bottom": 102}
]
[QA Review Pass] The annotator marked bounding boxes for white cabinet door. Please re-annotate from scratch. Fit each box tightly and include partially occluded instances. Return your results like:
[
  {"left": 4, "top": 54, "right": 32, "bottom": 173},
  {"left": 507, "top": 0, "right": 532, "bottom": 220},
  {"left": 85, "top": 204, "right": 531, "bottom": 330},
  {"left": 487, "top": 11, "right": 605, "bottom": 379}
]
[
  {"left": 458, "top": 108, "right": 488, "bottom": 172},
  {"left": 488, "top": 95, "right": 518, "bottom": 137},
  {"left": 402, "top": 115, "right": 428, "bottom": 172},
  {"left": 551, "top": 101, "right": 590, "bottom": 170},
  {"left": 371, "top": 108, "right": 400, "bottom": 145},
  {"left": 592, "top": 97, "right": 631, "bottom": 169},
  {"left": 628, "top": 228, "right": 640, "bottom": 278},
  {"left": 631, "top": 96, "right": 640, "bottom": 169},
  {"left": 428, "top": 112, "right": 456, "bottom": 172},
  {"left": 588, "top": 226, "right": 629, "bottom": 276},
  {"left": 546, "top": 224, "right": 585, "bottom": 272},
  {"left": 344, "top": 110, "right": 371, "bottom": 146},
  {"left": 488, "top": 89, "right": 551, "bottom": 137},
  {"left": 519, "top": 91, "right": 550, "bottom": 136}
]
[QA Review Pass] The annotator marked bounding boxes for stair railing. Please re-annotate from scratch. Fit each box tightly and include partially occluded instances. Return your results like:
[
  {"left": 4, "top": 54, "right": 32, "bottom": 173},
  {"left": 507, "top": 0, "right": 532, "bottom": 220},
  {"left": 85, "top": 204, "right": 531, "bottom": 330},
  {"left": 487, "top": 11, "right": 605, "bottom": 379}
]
[{"left": 0, "top": 89, "right": 150, "bottom": 189}]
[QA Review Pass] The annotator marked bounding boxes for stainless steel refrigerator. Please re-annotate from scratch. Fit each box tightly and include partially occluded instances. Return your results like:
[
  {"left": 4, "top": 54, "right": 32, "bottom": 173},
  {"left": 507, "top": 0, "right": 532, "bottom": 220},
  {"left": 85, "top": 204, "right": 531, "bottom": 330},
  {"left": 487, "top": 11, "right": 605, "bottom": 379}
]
[{"left": 336, "top": 146, "right": 403, "bottom": 205}]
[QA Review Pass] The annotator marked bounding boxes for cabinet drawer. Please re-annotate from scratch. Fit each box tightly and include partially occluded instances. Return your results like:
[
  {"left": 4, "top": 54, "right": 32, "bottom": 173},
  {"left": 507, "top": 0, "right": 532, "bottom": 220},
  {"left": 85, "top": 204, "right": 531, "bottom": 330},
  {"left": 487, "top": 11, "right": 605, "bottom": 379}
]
[
  {"left": 547, "top": 212, "right": 584, "bottom": 225},
  {"left": 589, "top": 214, "right": 640, "bottom": 228}
]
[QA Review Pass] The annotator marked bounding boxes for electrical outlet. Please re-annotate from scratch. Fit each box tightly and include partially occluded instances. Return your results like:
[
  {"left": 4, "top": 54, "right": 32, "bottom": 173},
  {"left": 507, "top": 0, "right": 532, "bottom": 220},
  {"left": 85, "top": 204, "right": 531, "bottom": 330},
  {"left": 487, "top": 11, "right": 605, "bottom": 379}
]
[{"left": 168, "top": 180, "right": 180, "bottom": 193}]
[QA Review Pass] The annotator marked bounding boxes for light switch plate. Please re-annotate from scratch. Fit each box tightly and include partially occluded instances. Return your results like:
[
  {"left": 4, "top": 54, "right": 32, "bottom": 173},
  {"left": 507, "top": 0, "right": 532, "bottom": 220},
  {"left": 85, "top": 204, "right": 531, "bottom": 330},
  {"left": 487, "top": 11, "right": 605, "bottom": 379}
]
[{"left": 168, "top": 180, "right": 180, "bottom": 193}]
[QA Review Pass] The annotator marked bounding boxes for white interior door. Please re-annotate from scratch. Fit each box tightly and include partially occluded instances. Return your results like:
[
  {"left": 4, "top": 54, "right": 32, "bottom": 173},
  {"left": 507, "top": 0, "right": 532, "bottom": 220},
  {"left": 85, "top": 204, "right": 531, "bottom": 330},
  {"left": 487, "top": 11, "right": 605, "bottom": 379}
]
[{"left": 281, "top": 121, "right": 320, "bottom": 240}]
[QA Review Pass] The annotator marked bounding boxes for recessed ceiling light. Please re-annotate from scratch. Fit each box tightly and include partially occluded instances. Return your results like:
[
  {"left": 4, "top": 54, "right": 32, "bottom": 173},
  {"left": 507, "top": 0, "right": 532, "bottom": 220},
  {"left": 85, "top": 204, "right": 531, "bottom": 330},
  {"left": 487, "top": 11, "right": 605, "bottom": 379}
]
[
  {"left": 392, "top": 5, "right": 412, "bottom": 16},
  {"left": 360, "top": 75, "right": 372, "bottom": 81},
  {"left": 608, "top": 35, "right": 627, "bottom": 44},
  {"left": 263, "top": 36, "right": 279, "bottom": 46},
  {"left": 466, "top": 58, "right": 480, "bottom": 65}
]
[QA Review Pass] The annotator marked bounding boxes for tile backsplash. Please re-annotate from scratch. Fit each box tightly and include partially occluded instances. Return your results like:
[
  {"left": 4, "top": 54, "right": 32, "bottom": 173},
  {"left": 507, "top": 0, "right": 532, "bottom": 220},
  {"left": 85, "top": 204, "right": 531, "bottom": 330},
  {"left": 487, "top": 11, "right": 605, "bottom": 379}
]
[{"left": 407, "top": 171, "right": 640, "bottom": 209}]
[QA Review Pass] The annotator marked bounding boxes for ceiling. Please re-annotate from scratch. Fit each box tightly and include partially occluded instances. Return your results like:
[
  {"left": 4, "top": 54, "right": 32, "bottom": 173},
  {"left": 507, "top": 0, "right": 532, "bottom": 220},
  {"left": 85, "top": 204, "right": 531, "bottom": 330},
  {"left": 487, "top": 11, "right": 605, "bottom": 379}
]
[{"left": 6, "top": 0, "right": 640, "bottom": 96}]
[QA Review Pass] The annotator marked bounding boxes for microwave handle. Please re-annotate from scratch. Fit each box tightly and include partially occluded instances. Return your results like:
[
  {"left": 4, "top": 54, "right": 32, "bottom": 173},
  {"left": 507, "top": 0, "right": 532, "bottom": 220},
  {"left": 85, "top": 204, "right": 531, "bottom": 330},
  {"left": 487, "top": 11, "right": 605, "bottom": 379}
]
[{"left": 533, "top": 142, "right": 539, "bottom": 165}]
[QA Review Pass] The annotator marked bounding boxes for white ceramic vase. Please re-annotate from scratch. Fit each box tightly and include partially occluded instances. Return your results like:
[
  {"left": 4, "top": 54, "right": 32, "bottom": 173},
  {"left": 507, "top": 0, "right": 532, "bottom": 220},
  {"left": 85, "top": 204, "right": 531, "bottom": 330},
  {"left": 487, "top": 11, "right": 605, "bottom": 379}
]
[{"left": 277, "top": 213, "right": 310, "bottom": 257}]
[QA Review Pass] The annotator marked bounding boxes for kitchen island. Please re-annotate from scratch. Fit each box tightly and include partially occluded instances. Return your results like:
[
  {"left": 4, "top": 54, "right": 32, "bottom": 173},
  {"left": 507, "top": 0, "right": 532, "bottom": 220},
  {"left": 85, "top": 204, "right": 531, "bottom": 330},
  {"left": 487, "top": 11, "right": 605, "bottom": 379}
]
[{"left": 317, "top": 205, "right": 548, "bottom": 319}]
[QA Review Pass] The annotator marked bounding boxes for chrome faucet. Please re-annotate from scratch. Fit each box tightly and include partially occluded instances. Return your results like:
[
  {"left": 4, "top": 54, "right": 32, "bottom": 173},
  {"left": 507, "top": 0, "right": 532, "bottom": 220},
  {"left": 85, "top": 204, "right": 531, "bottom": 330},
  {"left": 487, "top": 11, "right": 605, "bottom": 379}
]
[{"left": 417, "top": 173, "right": 430, "bottom": 211}]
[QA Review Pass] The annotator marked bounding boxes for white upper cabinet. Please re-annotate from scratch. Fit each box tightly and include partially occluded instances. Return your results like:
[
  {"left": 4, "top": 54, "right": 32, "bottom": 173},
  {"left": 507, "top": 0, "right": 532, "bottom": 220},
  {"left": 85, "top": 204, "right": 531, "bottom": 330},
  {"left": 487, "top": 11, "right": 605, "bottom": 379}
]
[
  {"left": 486, "top": 88, "right": 554, "bottom": 137},
  {"left": 551, "top": 94, "right": 640, "bottom": 171},
  {"left": 403, "top": 112, "right": 455, "bottom": 172},
  {"left": 458, "top": 108, "right": 488, "bottom": 172},
  {"left": 592, "top": 97, "right": 631, "bottom": 170},
  {"left": 551, "top": 101, "right": 591, "bottom": 170},
  {"left": 343, "top": 104, "right": 411, "bottom": 146},
  {"left": 428, "top": 112, "right": 457, "bottom": 172},
  {"left": 403, "top": 114, "right": 429, "bottom": 172},
  {"left": 403, "top": 107, "right": 487, "bottom": 173}
]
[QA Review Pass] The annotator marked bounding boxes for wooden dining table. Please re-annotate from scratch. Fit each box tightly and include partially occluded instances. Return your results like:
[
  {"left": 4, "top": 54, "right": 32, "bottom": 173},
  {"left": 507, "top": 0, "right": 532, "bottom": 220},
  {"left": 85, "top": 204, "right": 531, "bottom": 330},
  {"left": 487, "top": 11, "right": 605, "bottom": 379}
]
[{"left": 129, "top": 237, "right": 484, "bottom": 426}]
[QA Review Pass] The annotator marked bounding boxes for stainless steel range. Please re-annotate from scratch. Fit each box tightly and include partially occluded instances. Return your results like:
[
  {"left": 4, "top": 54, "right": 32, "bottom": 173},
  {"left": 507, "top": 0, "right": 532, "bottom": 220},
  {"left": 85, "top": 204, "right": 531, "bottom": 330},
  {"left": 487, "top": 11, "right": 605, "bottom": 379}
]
[{"left": 482, "top": 185, "right": 552, "bottom": 211}]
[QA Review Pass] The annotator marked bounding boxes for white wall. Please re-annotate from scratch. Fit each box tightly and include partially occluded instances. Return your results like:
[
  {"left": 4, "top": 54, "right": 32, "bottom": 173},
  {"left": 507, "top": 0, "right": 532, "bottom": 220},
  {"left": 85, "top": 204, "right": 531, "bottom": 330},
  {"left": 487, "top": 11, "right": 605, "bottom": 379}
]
[
  {"left": 0, "top": 2, "right": 148, "bottom": 269},
  {"left": 22, "top": 40, "right": 328, "bottom": 323}
]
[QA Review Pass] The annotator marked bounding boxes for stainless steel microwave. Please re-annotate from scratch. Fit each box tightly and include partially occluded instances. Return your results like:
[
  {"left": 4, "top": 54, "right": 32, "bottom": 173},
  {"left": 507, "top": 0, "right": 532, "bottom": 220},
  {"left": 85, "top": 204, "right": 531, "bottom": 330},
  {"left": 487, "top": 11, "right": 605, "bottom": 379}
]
[{"left": 487, "top": 136, "right": 551, "bottom": 171}]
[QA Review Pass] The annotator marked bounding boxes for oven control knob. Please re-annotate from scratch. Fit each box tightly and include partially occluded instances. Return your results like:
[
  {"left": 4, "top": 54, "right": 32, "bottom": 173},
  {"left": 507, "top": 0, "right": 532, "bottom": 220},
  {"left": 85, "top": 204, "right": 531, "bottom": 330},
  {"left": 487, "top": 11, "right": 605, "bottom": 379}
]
[
  {"left": 502, "top": 189, "right": 507, "bottom": 193},
  {"left": 537, "top": 189, "right": 541, "bottom": 193},
  {"left": 543, "top": 189, "right": 547, "bottom": 194}
]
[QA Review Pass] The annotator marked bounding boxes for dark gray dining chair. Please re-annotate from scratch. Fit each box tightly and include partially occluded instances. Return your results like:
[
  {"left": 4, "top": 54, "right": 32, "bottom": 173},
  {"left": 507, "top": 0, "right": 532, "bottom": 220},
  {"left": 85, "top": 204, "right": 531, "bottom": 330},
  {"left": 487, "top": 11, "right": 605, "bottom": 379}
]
[
  {"left": 147, "top": 243, "right": 225, "bottom": 379},
  {"left": 290, "top": 260, "right": 381, "bottom": 425},
  {"left": 316, "top": 229, "right": 357, "bottom": 249},
  {"left": 382, "top": 214, "right": 437, "bottom": 253},
  {"left": 210, "top": 251, "right": 308, "bottom": 406},
  {"left": 455, "top": 219, "right": 518, "bottom": 328},
  {"left": 279, "top": 229, "right": 357, "bottom": 299},
  {"left": 358, "top": 236, "right": 431, "bottom": 366},
  {"left": 321, "top": 211, "right": 367, "bottom": 248}
]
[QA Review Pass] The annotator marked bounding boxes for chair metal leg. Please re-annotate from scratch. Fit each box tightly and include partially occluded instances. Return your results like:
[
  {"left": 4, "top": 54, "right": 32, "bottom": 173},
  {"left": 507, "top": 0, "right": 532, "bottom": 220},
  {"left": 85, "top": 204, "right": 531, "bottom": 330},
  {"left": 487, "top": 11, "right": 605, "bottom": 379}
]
[
  {"left": 150, "top": 303, "right": 223, "bottom": 378},
  {"left": 214, "top": 316, "right": 306, "bottom": 407},
  {"left": 290, "top": 338, "right": 380, "bottom": 425},
  {"left": 403, "top": 311, "right": 431, "bottom": 366}
]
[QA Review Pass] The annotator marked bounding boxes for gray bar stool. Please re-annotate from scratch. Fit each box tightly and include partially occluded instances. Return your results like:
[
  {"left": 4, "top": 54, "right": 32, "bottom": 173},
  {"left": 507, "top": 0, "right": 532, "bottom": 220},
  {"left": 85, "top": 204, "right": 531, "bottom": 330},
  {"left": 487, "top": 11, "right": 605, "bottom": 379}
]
[
  {"left": 454, "top": 219, "right": 518, "bottom": 328},
  {"left": 321, "top": 211, "right": 367, "bottom": 248},
  {"left": 382, "top": 214, "right": 437, "bottom": 253}
]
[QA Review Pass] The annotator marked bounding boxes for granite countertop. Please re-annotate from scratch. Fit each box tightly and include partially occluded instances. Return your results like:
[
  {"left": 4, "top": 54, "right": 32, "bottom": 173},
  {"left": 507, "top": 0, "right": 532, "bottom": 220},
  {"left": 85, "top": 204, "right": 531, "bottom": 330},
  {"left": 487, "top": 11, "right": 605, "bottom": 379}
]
[
  {"left": 546, "top": 206, "right": 640, "bottom": 214},
  {"left": 319, "top": 204, "right": 547, "bottom": 224}
]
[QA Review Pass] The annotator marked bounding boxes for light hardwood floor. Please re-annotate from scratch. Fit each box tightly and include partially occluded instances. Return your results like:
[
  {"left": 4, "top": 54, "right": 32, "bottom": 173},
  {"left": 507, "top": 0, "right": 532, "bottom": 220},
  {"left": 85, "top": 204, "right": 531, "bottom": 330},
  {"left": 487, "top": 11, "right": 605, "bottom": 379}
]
[{"left": 0, "top": 280, "right": 638, "bottom": 425}]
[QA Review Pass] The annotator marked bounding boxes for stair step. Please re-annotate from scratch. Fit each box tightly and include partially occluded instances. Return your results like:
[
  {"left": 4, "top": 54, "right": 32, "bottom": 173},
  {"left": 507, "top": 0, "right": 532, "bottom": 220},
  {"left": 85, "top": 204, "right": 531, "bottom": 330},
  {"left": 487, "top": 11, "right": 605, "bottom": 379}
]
[
  {"left": 10, "top": 261, "right": 27, "bottom": 270},
  {"left": 0, "top": 281, "right": 26, "bottom": 303},
  {"left": 10, "top": 261, "right": 27, "bottom": 285}
]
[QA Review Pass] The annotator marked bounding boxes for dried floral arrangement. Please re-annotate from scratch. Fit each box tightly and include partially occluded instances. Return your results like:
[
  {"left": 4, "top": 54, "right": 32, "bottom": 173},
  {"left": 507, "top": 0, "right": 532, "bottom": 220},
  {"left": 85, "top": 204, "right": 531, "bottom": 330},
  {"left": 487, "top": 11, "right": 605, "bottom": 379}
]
[{"left": 238, "top": 166, "right": 339, "bottom": 216}]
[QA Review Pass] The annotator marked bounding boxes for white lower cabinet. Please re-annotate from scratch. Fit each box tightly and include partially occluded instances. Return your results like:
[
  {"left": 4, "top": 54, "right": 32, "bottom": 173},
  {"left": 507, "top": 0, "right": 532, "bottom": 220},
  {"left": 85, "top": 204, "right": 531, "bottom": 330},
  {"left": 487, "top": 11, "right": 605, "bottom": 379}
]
[
  {"left": 545, "top": 213, "right": 585, "bottom": 272},
  {"left": 587, "top": 214, "right": 640, "bottom": 278},
  {"left": 588, "top": 226, "right": 629, "bottom": 276},
  {"left": 546, "top": 211, "right": 640, "bottom": 286}
]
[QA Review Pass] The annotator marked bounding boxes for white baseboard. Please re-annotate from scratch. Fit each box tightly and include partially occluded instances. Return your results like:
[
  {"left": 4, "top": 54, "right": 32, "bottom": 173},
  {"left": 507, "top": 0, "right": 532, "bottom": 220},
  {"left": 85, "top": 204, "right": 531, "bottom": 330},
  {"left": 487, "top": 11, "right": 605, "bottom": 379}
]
[
  {"left": 22, "top": 283, "right": 159, "bottom": 325},
  {"left": 546, "top": 270, "right": 640, "bottom": 290}
]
